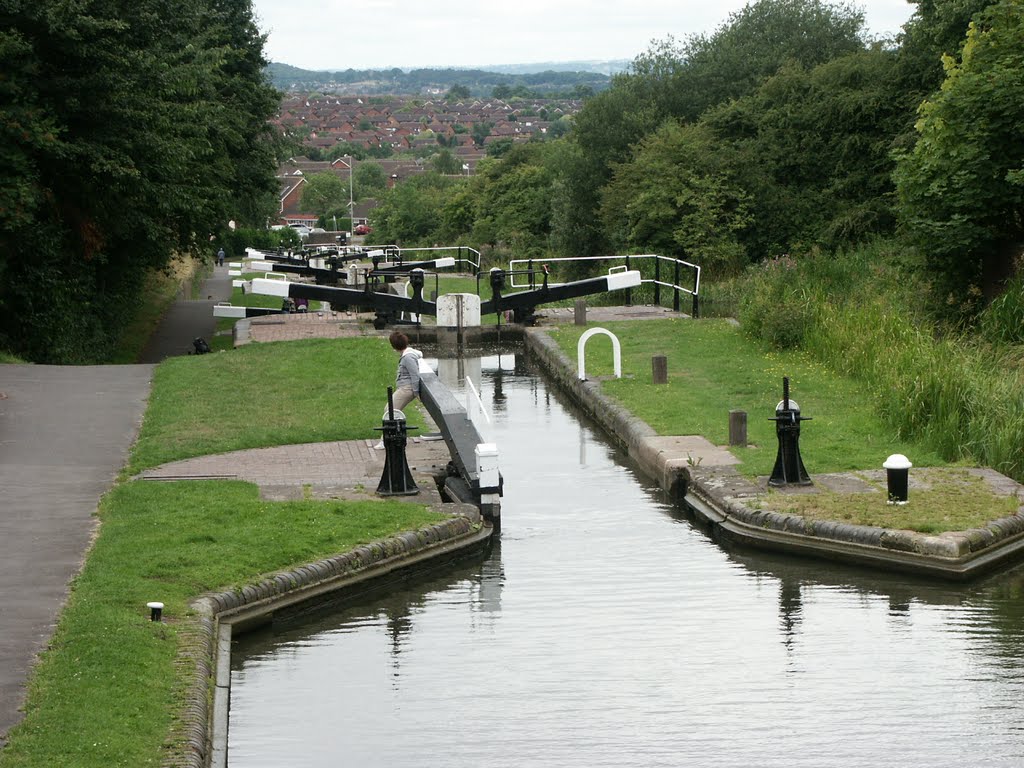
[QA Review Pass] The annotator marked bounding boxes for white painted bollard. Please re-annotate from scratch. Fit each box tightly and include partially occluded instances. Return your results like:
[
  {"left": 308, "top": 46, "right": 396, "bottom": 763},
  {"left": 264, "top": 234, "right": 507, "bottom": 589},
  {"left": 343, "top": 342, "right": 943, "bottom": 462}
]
[
  {"left": 437, "top": 293, "right": 482, "bottom": 328},
  {"left": 884, "top": 454, "right": 912, "bottom": 505},
  {"left": 475, "top": 442, "right": 501, "bottom": 521},
  {"left": 577, "top": 327, "right": 622, "bottom": 381}
]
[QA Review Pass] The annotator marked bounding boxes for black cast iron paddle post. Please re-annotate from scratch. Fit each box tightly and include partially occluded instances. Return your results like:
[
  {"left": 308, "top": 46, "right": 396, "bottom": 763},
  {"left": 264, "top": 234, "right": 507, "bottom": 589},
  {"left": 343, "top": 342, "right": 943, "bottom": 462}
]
[
  {"left": 768, "top": 377, "right": 812, "bottom": 487},
  {"left": 376, "top": 387, "right": 419, "bottom": 496}
]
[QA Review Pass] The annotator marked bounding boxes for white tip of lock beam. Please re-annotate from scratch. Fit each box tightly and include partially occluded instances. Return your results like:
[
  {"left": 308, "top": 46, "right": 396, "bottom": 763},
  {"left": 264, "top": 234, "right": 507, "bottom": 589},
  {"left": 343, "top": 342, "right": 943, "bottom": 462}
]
[
  {"left": 213, "top": 305, "right": 246, "bottom": 318},
  {"left": 251, "top": 278, "right": 291, "bottom": 298},
  {"left": 368, "top": 249, "right": 385, "bottom": 259},
  {"left": 232, "top": 280, "right": 244, "bottom": 288},
  {"left": 249, "top": 260, "right": 274, "bottom": 271},
  {"left": 606, "top": 270, "right": 642, "bottom": 291},
  {"left": 228, "top": 269, "right": 242, "bottom": 277},
  {"left": 434, "top": 256, "right": 456, "bottom": 269}
]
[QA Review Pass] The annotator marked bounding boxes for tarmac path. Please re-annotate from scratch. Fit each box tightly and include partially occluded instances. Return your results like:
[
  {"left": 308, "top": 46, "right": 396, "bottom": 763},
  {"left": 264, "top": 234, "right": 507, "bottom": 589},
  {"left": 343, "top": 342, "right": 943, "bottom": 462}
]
[
  {"left": 0, "top": 363, "right": 153, "bottom": 746},
  {"left": 137, "top": 263, "right": 235, "bottom": 363},
  {"left": 0, "top": 264, "right": 234, "bottom": 746}
]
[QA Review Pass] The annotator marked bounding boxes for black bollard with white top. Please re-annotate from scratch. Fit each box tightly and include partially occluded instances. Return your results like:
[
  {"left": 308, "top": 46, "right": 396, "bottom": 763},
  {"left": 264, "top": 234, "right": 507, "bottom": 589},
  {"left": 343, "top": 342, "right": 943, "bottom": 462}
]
[
  {"left": 884, "top": 454, "right": 912, "bottom": 505},
  {"left": 376, "top": 387, "right": 419, "bottom": 496}
]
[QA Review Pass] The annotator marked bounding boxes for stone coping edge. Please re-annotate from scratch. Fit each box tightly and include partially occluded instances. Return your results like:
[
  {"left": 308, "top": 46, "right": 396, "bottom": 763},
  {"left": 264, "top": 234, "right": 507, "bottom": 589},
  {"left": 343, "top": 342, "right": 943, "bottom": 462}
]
[
  {"left": 685, "top": 467, "right": 1024, "bottom": 579},
  {"left": 524, "top": 330, "right": 678, "bottom": 491},
  {"left": 524, "top": 328, "right": 1024, "bottom": 580},
  {"left": 172, "top": 510, "right": 491, "bottom": 768}
]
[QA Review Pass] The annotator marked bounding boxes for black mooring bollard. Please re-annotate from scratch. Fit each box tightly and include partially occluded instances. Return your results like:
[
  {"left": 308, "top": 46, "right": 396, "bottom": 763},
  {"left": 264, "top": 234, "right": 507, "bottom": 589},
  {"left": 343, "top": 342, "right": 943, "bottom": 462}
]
[
  {"left": 768, "top": 377, "right": 812, "bottom": 487},
  {"left": 147, "top": 601, "right": 164, "bottom": 622},
  {"left": 376, "top": 387, "right": 419, "bottom": 496},
  {"left": 884, "top": 454, "right": 912, "bottom": 504}
]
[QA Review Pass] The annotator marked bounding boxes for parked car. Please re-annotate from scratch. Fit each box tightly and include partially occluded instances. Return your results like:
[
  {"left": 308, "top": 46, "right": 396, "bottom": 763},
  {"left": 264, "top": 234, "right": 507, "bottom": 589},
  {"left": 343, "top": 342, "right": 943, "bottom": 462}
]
[
  {"left": 354, "top": 224, "right": 372, "bottom": 235},
  {"left": 288, "top": 224, "right": 311, "bottom": 238}
]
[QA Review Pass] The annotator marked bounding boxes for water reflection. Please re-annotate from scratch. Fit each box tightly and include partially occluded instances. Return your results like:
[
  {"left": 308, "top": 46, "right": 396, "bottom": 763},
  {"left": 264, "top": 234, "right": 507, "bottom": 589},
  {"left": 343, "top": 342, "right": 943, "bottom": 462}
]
[{"left": 229, "top": 352, "right": 1024, "bottom": 768}]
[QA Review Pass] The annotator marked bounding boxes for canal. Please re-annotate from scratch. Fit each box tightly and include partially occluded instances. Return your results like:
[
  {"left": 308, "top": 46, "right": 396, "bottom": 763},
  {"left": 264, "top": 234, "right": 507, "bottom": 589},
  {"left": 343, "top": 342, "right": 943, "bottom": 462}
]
[{"left": 228, "top": 352, "right": 1024, "bottom": 767}]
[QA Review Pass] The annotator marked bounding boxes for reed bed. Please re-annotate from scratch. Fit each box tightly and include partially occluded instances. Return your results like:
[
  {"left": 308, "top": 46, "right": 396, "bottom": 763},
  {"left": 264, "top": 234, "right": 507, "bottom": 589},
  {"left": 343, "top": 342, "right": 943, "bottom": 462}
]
[{"left": 737, "top": 241, "right": 1024, "bottom": 482}]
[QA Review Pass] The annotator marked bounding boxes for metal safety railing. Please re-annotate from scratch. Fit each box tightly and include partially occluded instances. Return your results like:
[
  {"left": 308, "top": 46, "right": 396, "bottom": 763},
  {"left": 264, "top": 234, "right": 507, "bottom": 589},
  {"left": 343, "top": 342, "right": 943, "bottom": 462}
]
[
  {"left": 361, "top": 244, "right": 481, "bottom": 274},
  {"left": 508, "top": 253, "right": 701, "bottom": 317}
]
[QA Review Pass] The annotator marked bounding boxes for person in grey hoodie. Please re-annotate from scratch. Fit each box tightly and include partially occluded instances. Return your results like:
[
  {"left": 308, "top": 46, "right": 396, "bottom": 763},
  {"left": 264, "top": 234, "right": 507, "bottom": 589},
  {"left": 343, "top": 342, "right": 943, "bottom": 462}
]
[
  {"left": 376, "top": 331, "right": 422, "bottom": 449},
  {"left": 389, "top": 331, "right": 422, "bottom": 413}
]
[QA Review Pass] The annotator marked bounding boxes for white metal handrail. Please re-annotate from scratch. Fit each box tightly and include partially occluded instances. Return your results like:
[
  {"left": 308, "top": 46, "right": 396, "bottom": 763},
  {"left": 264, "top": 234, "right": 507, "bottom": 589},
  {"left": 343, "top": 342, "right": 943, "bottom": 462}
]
[{"left": 508, "top": 253, "right": 701, "bottom": 315}]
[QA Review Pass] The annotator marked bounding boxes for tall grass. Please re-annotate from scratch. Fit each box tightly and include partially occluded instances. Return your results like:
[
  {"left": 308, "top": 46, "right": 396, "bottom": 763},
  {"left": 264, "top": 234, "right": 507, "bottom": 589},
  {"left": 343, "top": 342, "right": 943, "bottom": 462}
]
[{"left": 737, "top": 240, "right": 1024, "bottom": 481}]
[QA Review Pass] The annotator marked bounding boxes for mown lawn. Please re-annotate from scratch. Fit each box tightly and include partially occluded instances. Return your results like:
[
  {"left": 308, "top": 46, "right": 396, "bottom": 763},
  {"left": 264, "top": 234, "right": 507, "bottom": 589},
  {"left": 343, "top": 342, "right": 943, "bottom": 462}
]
[
  {"left": 128, "top": 336, "right": 422, "bottom": 474},
  {"left": 546, "top": 318, "right": 949, "bottom": 477}
]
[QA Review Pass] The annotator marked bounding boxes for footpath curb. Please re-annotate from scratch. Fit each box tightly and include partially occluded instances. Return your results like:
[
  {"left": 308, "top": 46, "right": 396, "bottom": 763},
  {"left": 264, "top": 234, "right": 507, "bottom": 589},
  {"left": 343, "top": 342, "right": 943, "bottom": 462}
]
[
  {"left": 170, "top": 509, "right": 490, "bottom": 768},
  {"left": 524, "top": 327, "right": 1024, "bottom": 581}
]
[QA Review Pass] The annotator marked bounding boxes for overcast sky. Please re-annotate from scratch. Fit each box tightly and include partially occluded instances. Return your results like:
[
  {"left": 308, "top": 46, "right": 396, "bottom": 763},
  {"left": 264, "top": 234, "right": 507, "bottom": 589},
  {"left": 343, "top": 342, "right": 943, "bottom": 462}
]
[{"left": 253, "top": 0, "right": 917, "bottom": 71}]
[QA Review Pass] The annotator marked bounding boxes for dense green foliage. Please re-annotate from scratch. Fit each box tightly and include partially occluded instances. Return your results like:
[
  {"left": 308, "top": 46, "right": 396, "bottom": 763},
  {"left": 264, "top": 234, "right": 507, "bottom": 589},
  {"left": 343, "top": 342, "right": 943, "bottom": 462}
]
[
  {"left": 363, "top": 0, "right": 1018, "bottom": 326},
  {"left": 893, "top": 0, "right": 1024, "bottom": 314},
  {"left": 0, "top": 0, "right": 280, "bottom": 362}
]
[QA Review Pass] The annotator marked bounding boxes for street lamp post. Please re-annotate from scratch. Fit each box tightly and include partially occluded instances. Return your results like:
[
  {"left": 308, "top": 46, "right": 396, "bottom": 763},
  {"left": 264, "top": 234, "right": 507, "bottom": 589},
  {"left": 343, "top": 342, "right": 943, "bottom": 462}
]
[{"left": 347, "top": 155, "right": 354, "bottom": 232}]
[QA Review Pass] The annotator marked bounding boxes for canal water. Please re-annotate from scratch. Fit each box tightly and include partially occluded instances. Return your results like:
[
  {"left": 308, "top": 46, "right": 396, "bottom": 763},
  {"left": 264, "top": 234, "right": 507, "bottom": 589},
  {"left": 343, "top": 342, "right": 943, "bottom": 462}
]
[{"left": 228, "top": 352, "right": 1024, "bottom": 767}]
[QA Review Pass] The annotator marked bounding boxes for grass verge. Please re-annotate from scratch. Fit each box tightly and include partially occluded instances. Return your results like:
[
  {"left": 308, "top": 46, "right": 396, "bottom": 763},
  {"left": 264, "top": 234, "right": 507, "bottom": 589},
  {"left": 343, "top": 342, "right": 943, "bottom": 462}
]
[
  {"left": 755, "top": 469, "right": 1020, "bottom": 533},
  {"left": 545, "top": 318, "right": 948, "bottom": 477},
  {"left": 0, "top": 481, "right": 444, "bottom": 768},
  {"left": 128, "top": 336, "right": 421, "bottom": 474}
]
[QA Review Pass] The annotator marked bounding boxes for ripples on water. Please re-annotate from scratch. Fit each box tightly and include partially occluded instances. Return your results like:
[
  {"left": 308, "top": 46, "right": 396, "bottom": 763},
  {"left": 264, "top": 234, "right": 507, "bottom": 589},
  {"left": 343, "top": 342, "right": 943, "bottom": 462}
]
[{"left": 229, "top": 353, "right": 1024, "bottom": 767}]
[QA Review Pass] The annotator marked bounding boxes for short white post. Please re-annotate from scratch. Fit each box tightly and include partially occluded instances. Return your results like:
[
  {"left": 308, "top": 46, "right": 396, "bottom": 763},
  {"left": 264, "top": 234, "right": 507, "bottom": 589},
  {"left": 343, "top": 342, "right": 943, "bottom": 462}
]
[
  {"left": 475, "top": 442, "right": 500, "bottom": 522},
  {"left": 577, "top": 327, "right": 622, "bottom": 381}
]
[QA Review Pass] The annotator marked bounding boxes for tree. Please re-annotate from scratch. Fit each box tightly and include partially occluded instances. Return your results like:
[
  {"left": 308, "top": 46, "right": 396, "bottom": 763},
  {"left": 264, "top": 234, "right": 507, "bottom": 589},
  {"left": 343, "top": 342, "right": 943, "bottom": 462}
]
[
  {"left": 895, "top": 0, "right": 1000, "bottom": 97},
  {"left": 548, "top": 116, "right": 573, "bottom": 139},
  {"left": 373, "top": 173, "right": 468, "bottom": 245},
  {"left": 0, "top": 0, "right": 279, "bottom": 362},
  {"left": 699, "top": 48, "right": 906, "bottom": 256},
  {"left": 432, "top": 149, "right": 462, "bottom": 175},
  {"left": 600, "top": 121, "right": 751, "bottom": 274},
  {"left": 446, "top": 84, "right": 471, "bottom": 100},
  {"left": 471, "top": 121, "right": 494, "bottom": 147},
  {"left": 894, "top": 0, "right": 1024, "bottom": 313},
  {"left": 677, "top": 0, "right": 866, "bottom": 119},
  {"left": 486, "top": 138, "right": 515, "bottom": 158},
  {"left": 302, "top": 173, "right": 348, "bottom": 219},
  {"left": 475, "top": 144, "right": 558, "bottom": 252},
  {"left": 354, "top": 162, "right": 387, "bottom": 198},
  {"left": 492, "top": 83, "right": 512, "bottom": 99}
]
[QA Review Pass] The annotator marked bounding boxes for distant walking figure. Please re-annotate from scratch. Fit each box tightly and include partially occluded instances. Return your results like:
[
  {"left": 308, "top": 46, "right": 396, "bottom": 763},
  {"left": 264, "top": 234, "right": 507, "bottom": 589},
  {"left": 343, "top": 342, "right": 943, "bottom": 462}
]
[{"left": 216, "top": 247, "right": 225, "bottom": 267}]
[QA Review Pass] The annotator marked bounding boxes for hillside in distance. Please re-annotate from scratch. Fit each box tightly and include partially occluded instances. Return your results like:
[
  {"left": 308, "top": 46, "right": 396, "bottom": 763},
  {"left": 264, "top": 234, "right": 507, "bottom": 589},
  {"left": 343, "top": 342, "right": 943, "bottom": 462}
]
[{"left": 266, "top": 62, "right": 617, "bottom": 95}]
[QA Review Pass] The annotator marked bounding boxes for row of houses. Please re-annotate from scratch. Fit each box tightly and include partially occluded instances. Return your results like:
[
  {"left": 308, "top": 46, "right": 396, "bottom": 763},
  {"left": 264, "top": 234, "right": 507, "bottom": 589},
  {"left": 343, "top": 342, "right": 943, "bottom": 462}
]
[
  {"left": 274, "top": 94, "right": 582, "bottom": 228},
  {"left": 274, "top": 94, "right": 578, "bottom": 156}
]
